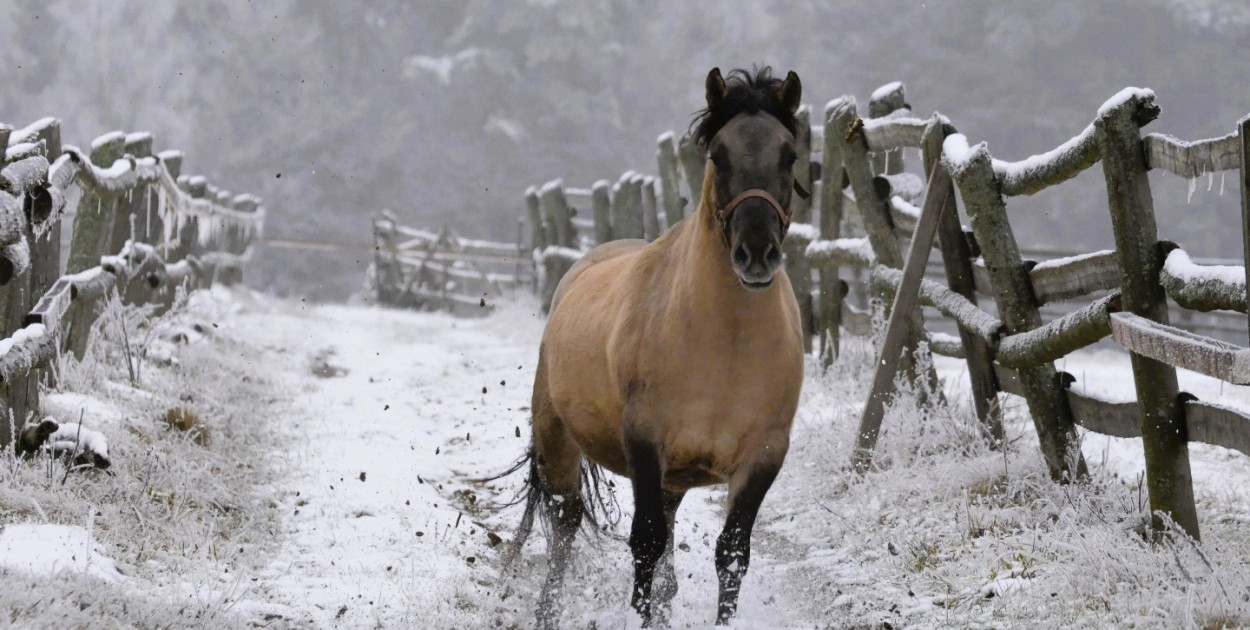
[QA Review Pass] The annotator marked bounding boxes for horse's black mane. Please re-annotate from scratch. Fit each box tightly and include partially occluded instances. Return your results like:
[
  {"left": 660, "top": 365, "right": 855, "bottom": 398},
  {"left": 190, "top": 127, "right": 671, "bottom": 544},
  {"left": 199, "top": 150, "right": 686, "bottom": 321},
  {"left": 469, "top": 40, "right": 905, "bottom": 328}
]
[{"left": 690, "top": 66, "right": 797, "bottom": 150}]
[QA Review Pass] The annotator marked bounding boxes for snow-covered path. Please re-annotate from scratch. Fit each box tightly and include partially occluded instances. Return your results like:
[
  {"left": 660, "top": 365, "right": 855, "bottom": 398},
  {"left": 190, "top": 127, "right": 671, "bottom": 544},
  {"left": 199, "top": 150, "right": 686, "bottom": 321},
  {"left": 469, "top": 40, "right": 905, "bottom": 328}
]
[
  {"left": 222, "top": 297, "right": 1250, "bottom": 629},
  {"left": 228, "top": 299, "right": 848, "bottom": 628}
]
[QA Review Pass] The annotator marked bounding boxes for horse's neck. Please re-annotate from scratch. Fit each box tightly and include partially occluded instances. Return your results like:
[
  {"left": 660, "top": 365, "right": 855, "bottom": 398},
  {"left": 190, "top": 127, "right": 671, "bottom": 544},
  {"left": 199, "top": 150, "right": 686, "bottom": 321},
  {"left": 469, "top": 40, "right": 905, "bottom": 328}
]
[{"left": 669, "top": 200, "right": 779, "bottom": 320}]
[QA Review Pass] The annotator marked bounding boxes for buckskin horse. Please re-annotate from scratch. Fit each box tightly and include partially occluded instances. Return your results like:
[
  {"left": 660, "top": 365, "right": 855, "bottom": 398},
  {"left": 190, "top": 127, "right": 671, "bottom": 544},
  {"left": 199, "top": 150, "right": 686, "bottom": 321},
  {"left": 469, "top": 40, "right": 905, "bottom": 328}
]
[{"left": 510, "top": 66, "right": 805, "bottom": 628}]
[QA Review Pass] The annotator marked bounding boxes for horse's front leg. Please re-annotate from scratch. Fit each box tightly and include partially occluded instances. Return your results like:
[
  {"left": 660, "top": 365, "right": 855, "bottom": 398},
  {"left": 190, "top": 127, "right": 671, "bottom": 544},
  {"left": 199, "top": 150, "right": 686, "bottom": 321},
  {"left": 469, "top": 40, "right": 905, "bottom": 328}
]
[
  {"left": 651, "top": 489, "right": 686, "bottom": 627},
  {"left": 625, "top": 437, "right": 668, "bottom": 627},
  {"left": 714, "top": 447, "right": 785, "bottom": 626}
]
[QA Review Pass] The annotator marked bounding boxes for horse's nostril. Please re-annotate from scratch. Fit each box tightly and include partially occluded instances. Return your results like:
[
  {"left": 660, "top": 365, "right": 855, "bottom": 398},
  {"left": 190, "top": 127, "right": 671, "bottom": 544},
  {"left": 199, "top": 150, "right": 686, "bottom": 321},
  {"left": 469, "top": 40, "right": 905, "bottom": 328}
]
[
  {"left": 764, "top": 244, "right": 781, "bottom": 266},
  {"left": 732, "top": 243, "right": 749, "bottom": 267}
]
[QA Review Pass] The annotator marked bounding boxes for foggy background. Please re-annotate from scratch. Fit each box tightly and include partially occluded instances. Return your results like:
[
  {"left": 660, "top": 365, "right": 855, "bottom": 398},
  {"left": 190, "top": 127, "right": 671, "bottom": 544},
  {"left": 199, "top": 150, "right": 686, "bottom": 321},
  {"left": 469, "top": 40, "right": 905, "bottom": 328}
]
[{"left": 1, "top": 0, "right": 1247, "bottom": 301}]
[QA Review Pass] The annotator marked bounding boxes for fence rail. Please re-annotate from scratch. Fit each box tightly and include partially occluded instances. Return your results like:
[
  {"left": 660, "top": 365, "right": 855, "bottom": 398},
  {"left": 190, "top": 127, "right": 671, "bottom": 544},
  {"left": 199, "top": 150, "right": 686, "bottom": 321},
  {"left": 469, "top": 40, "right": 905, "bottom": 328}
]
[
  {"left": 0, "top": 117, "right": 265, "bottom": 450},
  {"left": 371, "top": 211, "right": 528, "bottom": 314}
]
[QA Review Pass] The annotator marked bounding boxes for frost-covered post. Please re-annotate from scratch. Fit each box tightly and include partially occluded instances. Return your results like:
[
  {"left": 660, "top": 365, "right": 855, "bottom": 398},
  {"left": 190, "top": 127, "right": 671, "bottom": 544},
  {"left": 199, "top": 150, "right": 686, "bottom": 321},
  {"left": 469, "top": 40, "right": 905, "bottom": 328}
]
[
  {"left": 591, "top": 180, "right": 611, "bottom": 245},
  {"left": 944, "top": 136, "right": 1086, "bottom": 483},
  {"left": 788, "top": 106, "right": 814, "bottom": 352},
  {"left": 818, "top": 100, "right": 847, "bottom": 363},
  {"left": 525, "top": 186, "right": 546, "bottom": 255},
  {"left": 63, "top": 132, "right": 127, "bottom": 359},
  {"left": 67, "top": 132, "right": 125, "bottom": 274},
  {"left": 539, "top": 180, "right": 575, "bottom": 249},
  {"left": 677, "top": 132, "right": 705, "bottom": 212},
  {"left": 1096, "top": 90, "right": 1199, "bottom": 539},
  {"left": 24, "top": 119, "right": 62, "bottom": 304},
  {"left": 612, "top": 172, "right": 644, "bottom": 240},
  {"left": 868, "top": 82, "right": 907, "bottom": 176},
  {"left": 537, "top": 181, "right": 561, "bottom": 249},
  {"left": 793, "top": 105, "right": 813, "bottom": 224},
  {"left": 833, "top": 96, "right": 931, "bottom": 385},
  {"left": 922, "top": 116, "right": 1002, "bottom": 443},
  {"left": 1239, "top": 114, "right": 1250, "bottom": 344},
  {"left": 106, "top": 132, "right": 153, "bottom": 261},
  {"left": 656, "top": 132, "right": 684, "bottom": 225},
  {"left": 641, "top": 176, "right": 660, "bottom": 241}
]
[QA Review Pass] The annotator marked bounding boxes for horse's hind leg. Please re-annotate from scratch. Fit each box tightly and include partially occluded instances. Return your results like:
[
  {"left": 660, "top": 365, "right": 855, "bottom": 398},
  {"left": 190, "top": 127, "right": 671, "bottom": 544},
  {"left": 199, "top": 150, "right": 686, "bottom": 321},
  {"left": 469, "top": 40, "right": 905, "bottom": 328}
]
[
  {"left": 651, "top": 489, "right": 685, "bottom": 627},
  {"left": 714, "top": 451, "right": 784, "bottom": 626},
  {"left": 532, "top": 362, "right": 585, "bottom": 630}
]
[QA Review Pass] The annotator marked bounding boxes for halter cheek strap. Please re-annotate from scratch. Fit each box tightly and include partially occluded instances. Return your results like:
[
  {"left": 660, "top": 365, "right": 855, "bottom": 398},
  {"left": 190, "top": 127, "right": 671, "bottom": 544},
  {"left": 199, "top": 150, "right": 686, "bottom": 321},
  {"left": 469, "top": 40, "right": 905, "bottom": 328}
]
[{"left": 716, "top": 189, "right": 793, "bottom": 241}]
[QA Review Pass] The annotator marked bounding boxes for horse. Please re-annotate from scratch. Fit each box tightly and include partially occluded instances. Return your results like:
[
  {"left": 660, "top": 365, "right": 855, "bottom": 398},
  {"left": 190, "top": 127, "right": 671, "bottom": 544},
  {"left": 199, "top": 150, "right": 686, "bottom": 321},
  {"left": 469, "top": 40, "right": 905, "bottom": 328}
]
[{"left": 510, "top": 66, "right": 806, "bottom": 629}]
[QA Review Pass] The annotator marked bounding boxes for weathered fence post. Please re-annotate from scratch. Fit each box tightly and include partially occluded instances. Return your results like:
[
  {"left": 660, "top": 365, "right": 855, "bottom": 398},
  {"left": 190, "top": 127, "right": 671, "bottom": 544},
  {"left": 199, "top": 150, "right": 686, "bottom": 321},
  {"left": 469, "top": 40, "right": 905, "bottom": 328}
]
[
  {"left": 538, "top": 181, "right": 563, "bottom": 249},
  {"left": 641, "top": 176, "right": 660, "bottom": 241},
  {"left": 852, "top": 160, "right": 951, "bottom": 472},
  {"left": 64, "top": 132, "right": 128, "bottom": 358},
  {"left": 678, "top": 133, "right": 705, "bottom": 212},
  {"left": 868, "top": 82, "right": 908, "bottom": 176},
  {"left": 612, "top": 172, "right": 645, "bottom": 240},
  {"left": 1096, "top": 92, "right": 1199, "bottom": 539},
  {"left": 922, "top": 116, "right": 1002, "bottom": 444},
  {"left": 525, "top": 186, "right": 546, "bottom": 256},
  {"left": 832, "top": 96, "right": 934, "bottom": 388},
  {"left": 945, "top": 140, "right": 1086, "bottom": 482},
  {"left": 818, "top": 100, "right": 847, "bottom": 364},
  {"left": 591, "top": 180, "right": 612, "bottom": 245},
  {"left": 373, "top": 211, "right": 400, "bottom": 305},
  {"left": 1239, "top": 114, "right": 1250, "bottom": 345},
  {"left": 107, "top": 132, "right": 153, "bottom": 261},
  {"left": 657, "top": 132, "right": 684, "bottom": 226},
  {"left": 789, "top": 106, "right": 814, "bottom": 353}
]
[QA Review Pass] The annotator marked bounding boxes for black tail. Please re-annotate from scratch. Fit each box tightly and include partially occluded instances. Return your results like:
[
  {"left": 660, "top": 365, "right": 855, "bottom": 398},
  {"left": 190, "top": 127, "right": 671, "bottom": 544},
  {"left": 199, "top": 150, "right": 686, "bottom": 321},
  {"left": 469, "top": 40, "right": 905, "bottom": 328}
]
[{"left": 489, "top": 442, "right": 621, "bottom": 570}]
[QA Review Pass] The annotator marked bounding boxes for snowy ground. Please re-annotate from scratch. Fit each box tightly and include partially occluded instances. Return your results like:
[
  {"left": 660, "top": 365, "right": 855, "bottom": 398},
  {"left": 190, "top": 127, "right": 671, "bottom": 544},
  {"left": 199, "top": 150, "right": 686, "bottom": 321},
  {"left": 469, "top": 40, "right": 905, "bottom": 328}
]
[{"left": 4, "top": 291, "right": 1250, "bottom": 629}]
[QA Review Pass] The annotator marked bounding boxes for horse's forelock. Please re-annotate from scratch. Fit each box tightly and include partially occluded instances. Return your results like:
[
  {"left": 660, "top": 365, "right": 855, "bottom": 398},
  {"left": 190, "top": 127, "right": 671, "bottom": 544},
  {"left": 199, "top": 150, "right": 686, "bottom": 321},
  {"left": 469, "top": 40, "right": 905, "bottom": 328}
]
[{"left": 690, "top": 66, "right": 797, "bottom": 150}]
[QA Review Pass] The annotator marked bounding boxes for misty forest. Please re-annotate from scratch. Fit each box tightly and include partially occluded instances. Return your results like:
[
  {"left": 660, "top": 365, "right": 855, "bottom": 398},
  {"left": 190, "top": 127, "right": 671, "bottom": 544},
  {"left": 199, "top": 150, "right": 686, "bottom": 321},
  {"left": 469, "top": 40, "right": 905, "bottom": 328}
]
[{"left": 3, "top": 1, "right": 1250, "bottom": 629}]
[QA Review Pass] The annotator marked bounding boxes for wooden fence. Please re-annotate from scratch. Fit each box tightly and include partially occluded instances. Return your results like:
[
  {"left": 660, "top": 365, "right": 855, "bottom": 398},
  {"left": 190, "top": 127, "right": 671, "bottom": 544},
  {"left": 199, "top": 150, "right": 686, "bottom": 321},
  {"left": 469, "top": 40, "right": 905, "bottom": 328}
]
[
  {"left": 0, "top": 117, "right": 264, "bottom": 450},
  {"left": 371, "top": 210, "right": 528, "bottom": 314},
  {"left": 524, "top": 83, "right": 1249, "bottom": 541}
]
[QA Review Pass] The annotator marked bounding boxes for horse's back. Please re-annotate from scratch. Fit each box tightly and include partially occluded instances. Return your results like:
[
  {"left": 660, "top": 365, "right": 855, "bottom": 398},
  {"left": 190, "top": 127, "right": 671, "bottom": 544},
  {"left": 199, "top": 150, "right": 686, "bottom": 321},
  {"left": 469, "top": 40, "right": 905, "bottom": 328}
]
[{"left": 549, "top": 239, "right": 648, "bottom": 313}]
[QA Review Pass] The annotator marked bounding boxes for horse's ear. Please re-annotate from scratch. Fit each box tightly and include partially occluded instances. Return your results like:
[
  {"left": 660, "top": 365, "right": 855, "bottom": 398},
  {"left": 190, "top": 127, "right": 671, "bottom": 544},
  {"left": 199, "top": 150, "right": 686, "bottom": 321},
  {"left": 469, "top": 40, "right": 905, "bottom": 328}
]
[
  {"left": 706, "top": 67, "right": 728, "bottom": 110},
  {"left": 779, "top": 71, "right": 802, "bottom": 114}
]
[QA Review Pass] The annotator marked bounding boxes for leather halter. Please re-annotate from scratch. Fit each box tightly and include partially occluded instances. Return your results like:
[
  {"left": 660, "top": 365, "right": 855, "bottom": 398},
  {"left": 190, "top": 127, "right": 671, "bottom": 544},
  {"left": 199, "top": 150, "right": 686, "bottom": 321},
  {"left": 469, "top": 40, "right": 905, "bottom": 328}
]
[{"left": 716, "top": 189, "right": 793, "bottom": 242}]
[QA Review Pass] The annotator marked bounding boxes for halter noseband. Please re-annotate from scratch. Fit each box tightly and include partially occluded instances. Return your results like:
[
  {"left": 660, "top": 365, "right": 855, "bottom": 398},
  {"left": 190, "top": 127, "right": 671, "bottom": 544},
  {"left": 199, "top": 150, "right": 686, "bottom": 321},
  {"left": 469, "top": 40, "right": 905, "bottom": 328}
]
[{"left": 716, "top": 189, "right": 793, "bottom": 242}]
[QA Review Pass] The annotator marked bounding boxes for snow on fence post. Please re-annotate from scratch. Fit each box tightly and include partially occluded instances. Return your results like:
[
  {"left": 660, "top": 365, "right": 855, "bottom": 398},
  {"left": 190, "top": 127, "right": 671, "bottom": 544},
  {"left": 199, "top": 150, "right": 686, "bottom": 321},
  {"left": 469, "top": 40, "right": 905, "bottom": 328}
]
[
  {"left": 591, "top": 180, "right": 611, "bottom": 245},
  {"left": 525, "top": 186, "right": 546, "bottom": 257},
  {"left": 1095, "top": 91, "right": 1199, "bottom": 540},
  {"left": 818, "top": 100, "right": 847, "bottom": 364},
  {"left": 944, "top": 136, "right": 1087, "bottom": 483},
  {"left": 1239, "top": 114, "right": 1250, "bottom": 344},
  {"left": 539, "top": 180, "right": 576, "bottom": 249},
  {"left": 25, "top": 119, "right": 62, "bottom": 306},
  {"left": 677, "top": 132, "right": 705, "bottom": 213},
  {"left": 67, "top": 132, "right": 124, "bottom": 275},
  {"left": 612, "top": 172, "right": 644, "bottom": 240},
  {"left": 641, "top": 176, "right": 660, "bottom": 241},
  {"left": 537, "top": 181, "right": 562, "bottom": 249},
  {"left": 868, "top": 82, "right": 907, "bottom": 176},
  {"left": 656, "top": 132, "right": 684, "bottom": 225},
  {"left": 922, "top": 115, "right": 1003, "bottom": 444},
  {"left": 106, "top": 133, "right": 153, "bottom": 265},
  {"left": 63, "top": 132, "right": 127, "bottom": 359}
]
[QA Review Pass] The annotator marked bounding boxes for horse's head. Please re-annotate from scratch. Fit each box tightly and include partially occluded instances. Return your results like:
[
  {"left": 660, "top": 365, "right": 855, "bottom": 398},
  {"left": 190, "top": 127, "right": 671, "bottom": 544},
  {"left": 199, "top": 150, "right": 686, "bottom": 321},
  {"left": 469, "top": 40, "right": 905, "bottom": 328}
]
[{"left": 693, "top": 66, "right": 802, "bottom": 292}]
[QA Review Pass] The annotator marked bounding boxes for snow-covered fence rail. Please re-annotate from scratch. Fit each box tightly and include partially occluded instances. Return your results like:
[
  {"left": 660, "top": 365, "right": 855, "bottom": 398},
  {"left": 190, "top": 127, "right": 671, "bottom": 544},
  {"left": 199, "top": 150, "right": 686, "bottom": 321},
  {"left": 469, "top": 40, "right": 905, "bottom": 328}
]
[
  {"left": 371, "top": 211, "right": 527, "bottom": 315},
  {"left": 845, "top": 88, "right": 1250, "bottom": 542},
  {"left": 0, "top": 117, "right": 265, "bottom": 450}
]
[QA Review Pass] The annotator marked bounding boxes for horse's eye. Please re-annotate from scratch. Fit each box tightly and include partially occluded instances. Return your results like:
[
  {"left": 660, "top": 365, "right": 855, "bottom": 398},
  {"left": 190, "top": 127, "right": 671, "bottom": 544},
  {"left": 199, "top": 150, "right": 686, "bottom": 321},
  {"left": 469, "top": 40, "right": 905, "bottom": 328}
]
[{"left": 783, "top": 151, "right": 798, "bottom": 169}]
